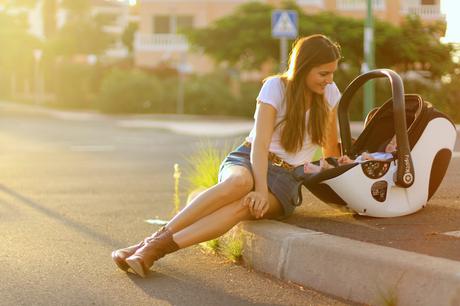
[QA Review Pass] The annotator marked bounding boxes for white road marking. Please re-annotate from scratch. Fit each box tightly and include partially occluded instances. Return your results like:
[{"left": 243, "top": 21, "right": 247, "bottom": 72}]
[
  {"left": 70, "top": 145, "right": 115, "bottom": 152},
  {"left": 145, "top": 219, "right": 168, "bottom": 225},
  {"left": 442, "top": 230, "right": 460, "bottom": 238},
  {"left": 117, "top": 120, "right": 253, "bottom": 137},
  {"left": 51, "top": 111, "right": 103, "bottom": 121}
]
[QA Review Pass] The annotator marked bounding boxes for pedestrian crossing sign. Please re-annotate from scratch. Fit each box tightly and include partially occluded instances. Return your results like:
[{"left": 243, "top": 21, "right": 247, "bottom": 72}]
[{"left": 271, "top": 10, "right": 298, "bottom": 39}]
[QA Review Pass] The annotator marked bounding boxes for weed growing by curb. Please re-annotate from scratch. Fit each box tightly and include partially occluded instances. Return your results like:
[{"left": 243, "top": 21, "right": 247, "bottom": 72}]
[
  {"left": 200, "top": 239, "right": 220, "bottom": 254},
  {"left": 221, "top": 228, "right": 244, "bottom": 262},
  {"left": 172, "top": 163, "right": 181, "bottom": 216},
  {"left": 185, "top": 139, "right": 245, "bottom": 262},
  {"left": 185, "top": 140, "right": 229, "bottom": 192}
]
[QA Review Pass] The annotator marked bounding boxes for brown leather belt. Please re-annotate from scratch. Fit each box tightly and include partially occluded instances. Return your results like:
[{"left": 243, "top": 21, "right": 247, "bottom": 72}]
[{"left": 242, "top": 141, "right": 295, "bottom": 171}]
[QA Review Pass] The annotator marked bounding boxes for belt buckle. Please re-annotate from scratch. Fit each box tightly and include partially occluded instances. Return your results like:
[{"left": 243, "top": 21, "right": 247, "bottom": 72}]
[{"left": 273, "top": 160, "right": 283, "bottom": 167}]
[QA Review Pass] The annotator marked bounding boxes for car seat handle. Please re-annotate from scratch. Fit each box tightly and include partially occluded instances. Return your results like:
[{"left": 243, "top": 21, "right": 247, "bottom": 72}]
[{"left": 337, "top": 69, "right": 415, "bottom": 188}]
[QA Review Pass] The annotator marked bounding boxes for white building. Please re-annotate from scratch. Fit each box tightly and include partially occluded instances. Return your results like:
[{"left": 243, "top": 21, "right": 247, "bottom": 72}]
[{"left": 134, "top": 0, "right": 445, "bottom": 73}]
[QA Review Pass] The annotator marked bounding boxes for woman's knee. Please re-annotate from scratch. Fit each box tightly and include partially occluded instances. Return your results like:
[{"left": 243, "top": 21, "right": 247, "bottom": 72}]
[{"left": 220, "top": 172, "right": 253, "bottom": 197}]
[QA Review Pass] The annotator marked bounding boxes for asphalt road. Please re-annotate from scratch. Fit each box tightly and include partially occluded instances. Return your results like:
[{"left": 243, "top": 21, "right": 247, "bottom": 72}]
[{"left": 0, "top": 108, "right": 356, "bottom": 306}]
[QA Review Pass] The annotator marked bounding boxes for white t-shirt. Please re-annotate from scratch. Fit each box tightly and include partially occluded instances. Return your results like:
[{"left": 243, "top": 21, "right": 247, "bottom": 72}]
[{"left": 246, "top": 76, "right": 341, "bottom": 166}]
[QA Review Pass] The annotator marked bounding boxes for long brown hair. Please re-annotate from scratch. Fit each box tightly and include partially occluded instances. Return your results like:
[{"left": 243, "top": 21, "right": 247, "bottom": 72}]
[{"left": 278, "top": 34, "right": 341, "bottom": 152}]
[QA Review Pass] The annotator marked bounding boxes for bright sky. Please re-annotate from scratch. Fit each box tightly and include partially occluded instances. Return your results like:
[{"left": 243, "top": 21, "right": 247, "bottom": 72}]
[{"left": 441, "top": 0, "right": 460, "bottom": 43}]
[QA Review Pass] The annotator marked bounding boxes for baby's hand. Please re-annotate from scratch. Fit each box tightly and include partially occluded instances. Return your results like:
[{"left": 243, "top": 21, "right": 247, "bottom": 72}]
[{"left": 338, "top": 155, "right": 353, "bottom": 165}]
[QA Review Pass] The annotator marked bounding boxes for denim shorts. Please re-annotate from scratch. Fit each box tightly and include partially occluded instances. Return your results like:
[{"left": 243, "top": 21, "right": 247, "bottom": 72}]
[{"left": 218, "top": 143, "right": 303, "bottom": 219}]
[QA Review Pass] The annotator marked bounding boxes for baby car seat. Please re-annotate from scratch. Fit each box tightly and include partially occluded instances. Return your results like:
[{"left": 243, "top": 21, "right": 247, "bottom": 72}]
[{"left": 303, "top": 69, "right": 456, "bottom": 217}]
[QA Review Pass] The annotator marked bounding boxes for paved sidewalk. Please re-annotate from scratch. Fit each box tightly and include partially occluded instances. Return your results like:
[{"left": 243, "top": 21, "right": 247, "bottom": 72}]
[{"left": 2, "top": 101, "right": 460, "bottom": 305}]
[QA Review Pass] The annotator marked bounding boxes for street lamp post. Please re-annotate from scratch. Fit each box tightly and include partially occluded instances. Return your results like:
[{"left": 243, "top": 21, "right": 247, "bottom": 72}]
[
  {"left": 33, "top": 49, "right": 43, "bottom": 105},
  {"left": 177, "top": 52, "right": 188, "bottom": 115},
  {"left": 363, "top": 0, "right": 375, "bottom": 119}
]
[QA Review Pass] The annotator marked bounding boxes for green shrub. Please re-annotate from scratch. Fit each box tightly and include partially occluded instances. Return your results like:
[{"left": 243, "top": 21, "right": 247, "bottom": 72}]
[
  {"left": 158, "top": 76, "right": 180, "bottom": 113},
  {"left": 237, "top": 81, "right": 259, "bottom": 117},
  {"left": 96, "top": 68, "right": 164, "bottom": 113},
  {"left": 184, "top": 73, "right": 236, "bottom": 115},
  {"left": 53, "top": 62, "right": 95, "bottom": 109},
  {"left": 160, "top": 72, "right": 258, "bottom": 116}
]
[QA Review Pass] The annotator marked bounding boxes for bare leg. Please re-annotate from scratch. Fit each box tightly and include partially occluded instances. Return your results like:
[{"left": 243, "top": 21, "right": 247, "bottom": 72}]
[
  {"left": 173, "top": 192, "right": 283, "bottom": 249},
  {"left": 123, "top": 193, "right": 283, "bottom": 278},
  {"left": 113, "top": 166, "right": 254, "bottom": 273},
  {"left": 166, "top": 166, "right": 254, "bottom": 233}
]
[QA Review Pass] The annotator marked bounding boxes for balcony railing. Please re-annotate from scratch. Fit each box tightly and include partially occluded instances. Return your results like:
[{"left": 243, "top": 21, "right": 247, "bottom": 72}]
[
  {"left": 402, "top": 5, "right": 444, "bottom": 20},
  {"left": 336, "top": 0, "right": 385, "bottom": 11},
  {"left": 296, "top": 0, "right": 324, "bottom": 7},
  {"left": 135, "top": 33, "right": 189, "bottom": 52}
]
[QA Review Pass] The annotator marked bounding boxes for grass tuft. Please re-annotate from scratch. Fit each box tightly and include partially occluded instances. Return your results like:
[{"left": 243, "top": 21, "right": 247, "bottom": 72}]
[
  {"left": 185, "top": 141, "right": 226, "bottom": 192},
  {"left": 199, "top": 239, "right": 220, "bottom": 254},
  {"left": 221, "top": 228, "right": 244, "bottom": 262},
  {"left": 184, "top": 139, "right": 246, "bottom": 262},
  {"left": 172, "top": 163, "right": 181, "bottom": 216}
]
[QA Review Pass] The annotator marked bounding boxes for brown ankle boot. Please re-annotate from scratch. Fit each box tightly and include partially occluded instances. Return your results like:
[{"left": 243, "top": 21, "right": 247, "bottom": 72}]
[
  {"left": 111, "top": 226, "right": 167, "bottom": 271},
  {"left": 125, "top": 229, "right": 179, "bottom": 278}
]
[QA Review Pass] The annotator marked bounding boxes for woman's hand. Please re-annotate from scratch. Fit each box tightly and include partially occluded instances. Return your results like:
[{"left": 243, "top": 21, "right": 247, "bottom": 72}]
[{"left": 243, "top": 191, "right": 269, "bottom": 219}]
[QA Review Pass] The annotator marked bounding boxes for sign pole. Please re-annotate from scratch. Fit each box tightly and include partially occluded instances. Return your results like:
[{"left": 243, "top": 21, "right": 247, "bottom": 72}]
[
  {"left": 363, "top": 0, "right": 375, "bottom": 119},
  {"left": 280, "top": 37, "right": 288, "bottom": 72}
]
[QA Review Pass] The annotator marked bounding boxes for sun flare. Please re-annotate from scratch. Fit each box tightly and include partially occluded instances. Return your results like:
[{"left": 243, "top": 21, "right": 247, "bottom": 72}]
[{"left": 441, "top": 0, "right": 460, "bottom": 43}]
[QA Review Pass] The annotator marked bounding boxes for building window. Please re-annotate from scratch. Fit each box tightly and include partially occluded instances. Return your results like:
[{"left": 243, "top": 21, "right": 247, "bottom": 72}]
[
  {"left": 152, "top": 15, "right": 194, "bottom": 34},
  {"left": 153, "top": 15, "right": 171, "bottom": 34}
]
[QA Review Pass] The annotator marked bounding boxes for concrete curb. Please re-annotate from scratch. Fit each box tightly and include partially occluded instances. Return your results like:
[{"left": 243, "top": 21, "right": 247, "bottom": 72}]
[
  {"left": 237, "top": 220, "right": 460, "bottom": 306},
  {"left": 2, "top": 101, "right": 460, "bottom": 135}
]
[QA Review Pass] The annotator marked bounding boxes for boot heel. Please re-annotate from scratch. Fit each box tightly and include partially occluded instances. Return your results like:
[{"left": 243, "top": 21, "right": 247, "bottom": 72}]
[
  {"left": 126, "top": 256, "right": 148, "bottom": 278},
  {"left": 111, "top": 251, "right": 130, "bottom": 271},
  {"left": 111, "top": 226, "right": 168, "bottom": 273}
]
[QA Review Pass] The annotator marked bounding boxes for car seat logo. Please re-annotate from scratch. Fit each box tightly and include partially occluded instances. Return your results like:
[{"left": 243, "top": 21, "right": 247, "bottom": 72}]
[
  {"left": 402, "top": 155, "right": 413, "bottom": 184},
  {"left": 403, "top": 173, "right": 413, "bottom": 184}
]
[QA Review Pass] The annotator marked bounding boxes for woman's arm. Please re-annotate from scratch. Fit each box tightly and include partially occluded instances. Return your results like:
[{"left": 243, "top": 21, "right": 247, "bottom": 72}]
[
  {"left": 246, "top": 103, "right": 277, "bottom": 219},
  {"left": 322, "top": 105, "right": 341, "bottom": 158}
]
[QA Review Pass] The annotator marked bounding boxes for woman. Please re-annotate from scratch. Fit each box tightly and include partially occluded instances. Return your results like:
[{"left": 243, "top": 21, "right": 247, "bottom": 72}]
[{"left": 112, "top": 34, "right": 342, "bottom": 278}]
